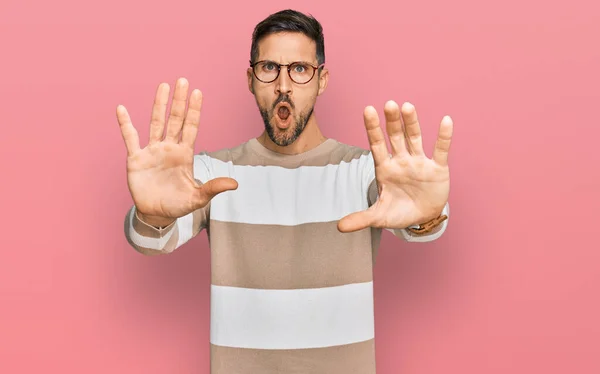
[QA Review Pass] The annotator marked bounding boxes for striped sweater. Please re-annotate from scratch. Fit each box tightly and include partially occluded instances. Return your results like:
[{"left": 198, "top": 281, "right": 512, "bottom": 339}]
[{"left": 124, "top": 137, "right": 449, "bottom": 373}]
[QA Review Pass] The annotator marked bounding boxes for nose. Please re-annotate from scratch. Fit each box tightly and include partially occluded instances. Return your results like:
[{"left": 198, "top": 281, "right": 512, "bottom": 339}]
[{"left": 275, "top": 67, "right": 292, "bottom": 95}]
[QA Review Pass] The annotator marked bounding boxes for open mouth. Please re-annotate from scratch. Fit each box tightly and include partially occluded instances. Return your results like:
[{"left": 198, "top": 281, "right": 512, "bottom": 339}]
[
  {"left": 276, "top": 103, "right": 291, "bottom": 120},
  {"left": 274, "top": 103, "right": 292, "bottom": 128}
]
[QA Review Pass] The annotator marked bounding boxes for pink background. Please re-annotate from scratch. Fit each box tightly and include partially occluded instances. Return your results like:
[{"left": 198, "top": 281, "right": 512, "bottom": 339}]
[{"left": 1, "top": 0, "right": 599, "bottom": 372}]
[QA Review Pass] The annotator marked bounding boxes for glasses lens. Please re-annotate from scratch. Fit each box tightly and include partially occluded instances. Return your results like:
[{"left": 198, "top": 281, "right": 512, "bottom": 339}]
[
  {"left": 289, "top": 62, "right": 314, "bottom": 84},
  {"left": 254, "top": 61, "right": 279, "bottom": 82}
]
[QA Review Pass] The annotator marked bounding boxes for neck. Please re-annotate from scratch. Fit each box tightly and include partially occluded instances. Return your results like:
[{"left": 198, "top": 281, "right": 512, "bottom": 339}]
[{"left": 257, "top": 114, "right": 327, "bottom": 155}]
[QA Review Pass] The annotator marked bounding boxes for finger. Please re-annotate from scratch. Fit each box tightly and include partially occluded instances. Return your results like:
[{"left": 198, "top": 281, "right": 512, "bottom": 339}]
[
  {"left": 383, "top": 100, "right": 407, "bottom": 156},
  {"left": 337, "top": 209, "right": 375, "bottom": 233},
  {"left": 400, "top": 102, "right": 424, "bottom": 156},
  {"left": 195, "top": 177, "right": 239, "bottom": 207},
  {"left": 116, "top": 105, "right": 141, "bottom": 156},
  {"left": 432, "top": 115, "right": 454, "bottom": 166},
  {"left": 181, "top": 89, "right": 203, "bottom": 149},
  {"left": 148, "top": 82, "right": 170, "bottom": 145},
  {"left": 363, "top": 106, "right": 389, "bottom": 166},
  {"left": 164, "top": 77, "right": 190, "bottom": 143}
]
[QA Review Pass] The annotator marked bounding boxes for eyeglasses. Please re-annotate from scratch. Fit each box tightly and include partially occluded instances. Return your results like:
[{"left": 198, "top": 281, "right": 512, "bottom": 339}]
[{"left": 249, "top": 60, "right": 324, "bottom": 84}]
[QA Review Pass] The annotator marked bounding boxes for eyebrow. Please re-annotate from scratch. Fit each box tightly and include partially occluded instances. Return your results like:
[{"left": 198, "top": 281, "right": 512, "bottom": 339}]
[{"left": 260, "top": 59, "right": 317, "bottom": 65}]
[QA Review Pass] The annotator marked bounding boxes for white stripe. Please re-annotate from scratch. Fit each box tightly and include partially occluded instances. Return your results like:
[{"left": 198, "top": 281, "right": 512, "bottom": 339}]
[
  {"left": 193, "top": 154, "right": 373, "bottom": 226},
  {"left": 176, "top": 212, "right": 194, "bottom": 247},
  {"left": 128, "top": 206, "right": 175, "bottom": 250},
  {"left": 210, "top": 282, "right": 375, "bottom": 349}
]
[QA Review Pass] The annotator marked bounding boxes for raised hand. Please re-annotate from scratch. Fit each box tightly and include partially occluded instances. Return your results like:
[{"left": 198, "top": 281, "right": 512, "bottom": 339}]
[
  {"left": 338, "top": 101, "right": 452, "bottom": 233},
  {"left": 117, "top": 77, "right": 238, "bottom": 227}
]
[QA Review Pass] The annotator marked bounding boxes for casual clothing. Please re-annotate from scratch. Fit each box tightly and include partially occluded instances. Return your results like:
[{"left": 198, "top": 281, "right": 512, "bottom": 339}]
[{"left": 124, "top": 137, "right": 449, "bottom": 373}]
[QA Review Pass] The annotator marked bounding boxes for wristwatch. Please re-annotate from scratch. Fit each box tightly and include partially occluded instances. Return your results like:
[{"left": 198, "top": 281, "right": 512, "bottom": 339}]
[{"left": 406, "top": 214, "right": 448, "bottom": 234}]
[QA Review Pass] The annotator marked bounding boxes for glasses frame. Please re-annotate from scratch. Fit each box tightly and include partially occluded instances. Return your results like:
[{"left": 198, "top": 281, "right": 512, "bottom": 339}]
[{"left": 249, "top": 60, "right": 325, "bottom": 84}]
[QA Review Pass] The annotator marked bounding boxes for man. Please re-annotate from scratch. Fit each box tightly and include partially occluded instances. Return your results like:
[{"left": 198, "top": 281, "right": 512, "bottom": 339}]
[{"left": 117, "top": 9, "right": 452, "bottom": 374}]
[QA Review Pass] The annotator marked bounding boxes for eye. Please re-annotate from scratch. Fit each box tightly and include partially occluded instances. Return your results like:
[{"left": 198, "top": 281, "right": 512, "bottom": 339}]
[
  {"left": 263, "top": 62, "right": 277, "bottom": 71},
  {"left": 293, "top": 64, "right": 307, "bottom": 73}
]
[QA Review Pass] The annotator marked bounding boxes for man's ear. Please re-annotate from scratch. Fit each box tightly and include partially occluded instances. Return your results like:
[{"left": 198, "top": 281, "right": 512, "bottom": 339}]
[
  {"left": 247, "top": 68, "right": 254, "bottom": 94},
  {"left": 317, "top": 67, "right": 329, "bottom": 96}
]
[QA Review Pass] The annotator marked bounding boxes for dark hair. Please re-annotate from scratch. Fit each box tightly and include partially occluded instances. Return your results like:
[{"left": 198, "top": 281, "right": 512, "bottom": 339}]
[{"left": 250, "top": 9, "right": 325, "bottom": 66}]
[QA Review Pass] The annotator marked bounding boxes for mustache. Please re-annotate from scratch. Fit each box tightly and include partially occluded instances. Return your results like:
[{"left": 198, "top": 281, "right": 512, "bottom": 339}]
[{"left": 272, "top": 94, "right": 295, "bottom": 110}]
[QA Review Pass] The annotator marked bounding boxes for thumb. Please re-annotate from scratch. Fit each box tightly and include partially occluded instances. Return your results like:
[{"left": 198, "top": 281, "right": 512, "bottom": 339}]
[
  {"left": 194, "top": 177, "right": 239, "bottom": 207},
  {"left": 337, "top": 208, "right": 377, "bottom": 233}
]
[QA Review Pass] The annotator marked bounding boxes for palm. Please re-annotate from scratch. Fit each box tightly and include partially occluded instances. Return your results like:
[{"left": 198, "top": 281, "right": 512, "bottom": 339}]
[
  {"left": 116, "top": 77, "right": 238, "bottom": 221},
  {"left": 338, "top": 101, "right": 453, "bottom": 232},
  {"left": 126, "top": 142, "right": 200, "bottom": 218}
]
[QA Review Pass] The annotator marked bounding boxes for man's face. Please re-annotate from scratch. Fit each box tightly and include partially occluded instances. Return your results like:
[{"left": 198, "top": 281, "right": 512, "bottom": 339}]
[{"left": 247, "top": 32, "right": 328, "bottom": 146}]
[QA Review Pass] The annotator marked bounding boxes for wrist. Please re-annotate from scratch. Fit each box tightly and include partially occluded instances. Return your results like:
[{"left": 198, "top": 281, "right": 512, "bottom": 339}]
[
  {"left": 406, "top": 204, "right": 449, "bottom": 235},
  {"left": 135, "top": 209, "right": 176, "bottom": 229}
]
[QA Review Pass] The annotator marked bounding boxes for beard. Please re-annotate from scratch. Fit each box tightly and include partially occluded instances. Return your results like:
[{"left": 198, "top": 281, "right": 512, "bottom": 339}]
[{"left": 258, "top": 94, "right": 314, "bottom": 147}]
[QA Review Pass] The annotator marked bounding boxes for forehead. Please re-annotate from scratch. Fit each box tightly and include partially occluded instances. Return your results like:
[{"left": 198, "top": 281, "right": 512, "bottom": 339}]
[{"left": 256, "top": 32, "right": 317, "bottom": 63}]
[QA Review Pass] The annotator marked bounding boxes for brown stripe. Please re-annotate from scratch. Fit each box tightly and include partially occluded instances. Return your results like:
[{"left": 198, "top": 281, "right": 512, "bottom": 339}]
[
  {"left": 204, "top": 138, "right": 371, "bottom": 168},
  {"left": 370, "top": 226, "right": 383, "bottom": 265},
  {"left": 368, "top": 178, "right": 379, "bottom": 206},
  {"left": 210, "top": 339, "right": 376, "bottom": 374},
  {"left": 209, "top": 220, "right": 375, "bottom": 289},
  {"left": 366, "top": 179, "right": 384, "bottom": 264}
]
